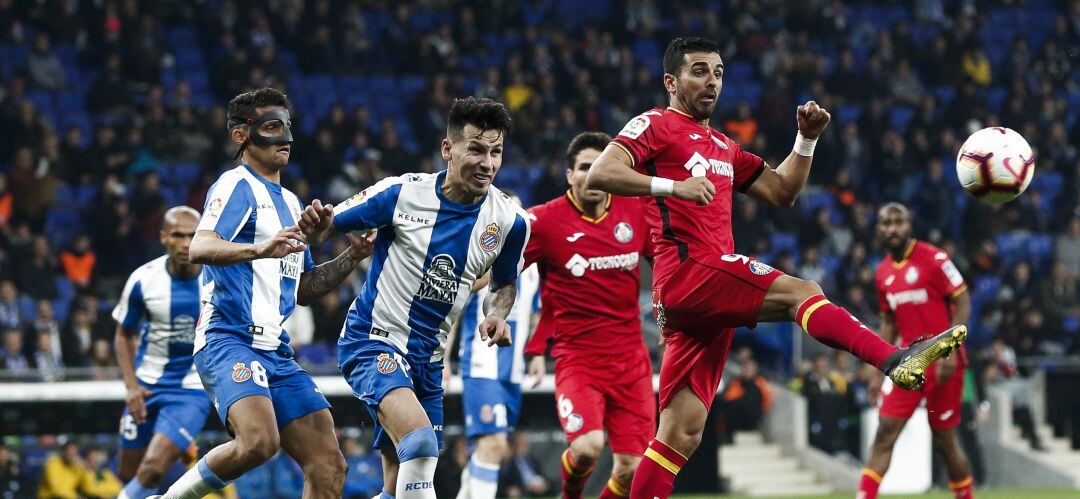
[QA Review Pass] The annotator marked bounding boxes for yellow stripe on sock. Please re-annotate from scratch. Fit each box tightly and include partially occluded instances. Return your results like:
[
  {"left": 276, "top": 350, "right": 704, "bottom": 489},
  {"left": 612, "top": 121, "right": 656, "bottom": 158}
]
[
  {"left": 799, "top": 299, "right": 831, "bottom": 331},
  {"left": 562, "top": 450, "right": 592, "bottom": 477},
  {"left": 607, "top": 477, "right": 629, "bottom": 497},
  {"left": 644, "top": 448, "right": 681, "bottom": 475},
  {"left": 949, "top": 476, "right": 973, "bottom": 489},
  {"left": 861, "top": 468, "right": 883, "bottom": 484}
]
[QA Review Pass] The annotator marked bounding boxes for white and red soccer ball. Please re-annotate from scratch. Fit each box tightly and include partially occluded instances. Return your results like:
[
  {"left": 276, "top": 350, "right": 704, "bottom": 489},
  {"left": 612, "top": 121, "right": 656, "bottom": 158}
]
[{"left": 955, "top": 127, "right": 1036, "bottom": 203}]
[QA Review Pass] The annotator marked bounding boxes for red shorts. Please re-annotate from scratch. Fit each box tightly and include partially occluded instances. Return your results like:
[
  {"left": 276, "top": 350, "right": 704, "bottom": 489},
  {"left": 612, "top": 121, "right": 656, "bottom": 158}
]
[
  {"left": 553, "top": 347, "right": 656, "bottom": 455},
  {"left": 879, "top": 362, "right": 964, "bottom": 430},
  {"left": 653, "top": 253, "right": 784, "bottom": 411}
]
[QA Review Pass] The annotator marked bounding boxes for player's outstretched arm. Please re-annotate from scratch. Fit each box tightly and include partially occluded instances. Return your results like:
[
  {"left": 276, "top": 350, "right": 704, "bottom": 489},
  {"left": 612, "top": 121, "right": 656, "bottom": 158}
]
[
  {"left": 296, "top": 230, "right": 376, "bottom": 306},
  {"left": 114, "top": 324, "right": 151, "bottom": 423},
  {"left": 587, "top": 144, "right": 715, "bottom": 205},
  {"left": 188, "top": 227, "right": 307, "bottom": 266},
  {"left": 479, "top": 282, "right": 516, "bottom": 347},
  {"left": 744, "top": 101, "right": 831, "bottom": 207}
]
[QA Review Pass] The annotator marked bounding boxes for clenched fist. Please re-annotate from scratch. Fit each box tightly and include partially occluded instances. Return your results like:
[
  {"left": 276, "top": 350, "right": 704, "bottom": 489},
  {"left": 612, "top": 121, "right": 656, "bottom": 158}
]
[
  {"left": 796, "top": 100, "right": 831, "bottom": 139},
  {"left": 673, "top": 176, "right": 716, "bottom": 206}
]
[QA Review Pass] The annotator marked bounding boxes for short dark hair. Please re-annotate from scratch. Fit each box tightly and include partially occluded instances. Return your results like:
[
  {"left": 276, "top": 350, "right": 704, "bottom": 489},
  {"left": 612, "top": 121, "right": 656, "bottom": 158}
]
[
  {"left": 447, "top": 97, "right": 512, "bottom": 139},
  {"left": 226, "top": 87, "right": 291, "bottom": 132},
  {"left": 663, "top": 37, "right": 722, "bottom": 75},
  {"left": 566, "top": 131, "right": 612, "bottom": 165}
]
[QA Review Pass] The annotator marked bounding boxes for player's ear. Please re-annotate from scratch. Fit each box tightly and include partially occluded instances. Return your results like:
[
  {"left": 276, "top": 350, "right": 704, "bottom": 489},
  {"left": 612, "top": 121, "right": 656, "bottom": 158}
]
[
  {"left": 564, "top": 166, "right": 573, "bottom": 182},
  {"left": 664, "top": 73, "right": 677, "bottom": 94},
  {"left": 441, "top": 138, "right": 452, "bottom": 162},
  {"left": 231, "top": 125, "right": 248, "bottom": 146}
]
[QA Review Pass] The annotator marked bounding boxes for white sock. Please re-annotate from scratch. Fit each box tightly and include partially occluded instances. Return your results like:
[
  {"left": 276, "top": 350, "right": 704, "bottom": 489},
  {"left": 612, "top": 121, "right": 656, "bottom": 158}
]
[
  {"left": 396, "top": 457, "right": 438, "bottom": 498},
  {"left": 456, "top": 463, "right": 471, "bottom": 499},
  {"left": 161, "top": 458, "right": 228, "bottom": 499},
  {"left": 466, "top": 455, "right": 500, "bottom": 499}
]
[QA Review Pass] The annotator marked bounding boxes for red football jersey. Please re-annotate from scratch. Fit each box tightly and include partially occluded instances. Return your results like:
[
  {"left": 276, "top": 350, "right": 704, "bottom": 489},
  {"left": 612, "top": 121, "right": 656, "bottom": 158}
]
[
  {"left": 522, "top": 192, "right": 652, "bottom": 358},
  {"left": 875, "top": 240, "right": 968, "bottom": 346},
  {"left": 611, "top": 107, "right": 765, "bottom": 285}
]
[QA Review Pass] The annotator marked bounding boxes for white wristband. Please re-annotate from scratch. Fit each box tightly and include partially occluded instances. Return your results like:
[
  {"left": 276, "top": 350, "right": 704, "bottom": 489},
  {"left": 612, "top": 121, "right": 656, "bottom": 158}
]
[
  {"left": 650, "top": 177, "right": 675, "bottom": 197},
  {"left": 793, "top": 131, "right": 818, "bottom": 157}
]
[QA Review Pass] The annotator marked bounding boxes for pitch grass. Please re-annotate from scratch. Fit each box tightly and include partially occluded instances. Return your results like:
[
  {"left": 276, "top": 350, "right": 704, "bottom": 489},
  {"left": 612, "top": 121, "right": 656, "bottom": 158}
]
[{"left": 673, "top": 489, "right": 1078, "bottom": 499}]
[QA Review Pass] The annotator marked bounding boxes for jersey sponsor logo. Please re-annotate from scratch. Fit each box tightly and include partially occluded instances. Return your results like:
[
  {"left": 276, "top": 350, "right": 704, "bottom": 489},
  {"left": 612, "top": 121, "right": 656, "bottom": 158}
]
[
  {"left": 171, "top": 315, "right": 197, "bottom": 342},
  {"left": 231, "top": 363, "right": 252, "bottom": 383},
  {"left": 479, "top": 223, "right": 501, "bottom": 251},
  {"left": 749, "top": 260, "right": 775, "bottom": 275},
  {"left": 941, "top": 260, "right": 964, "bottom": 287},
  {"left": 280, "top": 252, "right": 303, "bottom": 279},
  {"left": 376, "top": 353, "right": 398, "bottom": 374},
  {"left": 885, "top": 288, "right": 929, "bottom": 309},
  {"left": 905, "top": 267, "right": 919, "bottom": 284},
  {"left": 416, "top": 254, "right": 459, "bottom": 303},
  {"left": 564, "top": 251, "right": 640, "bottom": 277},
  {"left": 565, "top": 413, "right": 584, "bottom": 432},
  {"left": 683, "top": 151, "right": 733, "bottom": 178},
  {"left": 619, "top": 115, "right": 650, "bottom": 140},
  {"left": 566, "top": 232, "right": 585, "bottom": 242},
  {"left": 712, "top": 135, "right": 729, "bottom": 149}
]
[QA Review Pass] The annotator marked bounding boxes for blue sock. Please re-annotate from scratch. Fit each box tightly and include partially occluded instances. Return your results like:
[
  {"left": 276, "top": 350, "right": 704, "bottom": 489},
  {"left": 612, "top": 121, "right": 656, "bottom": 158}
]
[
  {"left": 380, "top": 491, "right": 395, "bottom": 499},
  {"left": 197, "top": 457, "right": 228, "bottom": 490},
  {"left": 121, "top": 478, "right": 156, "bottom": 499}
]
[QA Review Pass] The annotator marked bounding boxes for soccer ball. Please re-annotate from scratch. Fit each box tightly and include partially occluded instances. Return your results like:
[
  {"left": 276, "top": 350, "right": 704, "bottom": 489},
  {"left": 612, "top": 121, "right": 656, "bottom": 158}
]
[{"left": 955, "top": 127, "right": 1035, "bottom": 203}]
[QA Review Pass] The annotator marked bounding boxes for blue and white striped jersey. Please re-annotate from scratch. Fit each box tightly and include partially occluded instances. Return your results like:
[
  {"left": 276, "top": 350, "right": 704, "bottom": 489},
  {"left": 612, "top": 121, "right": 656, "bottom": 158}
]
[
  {"left": 458, "top": 264, "right": 539, "bottom": 383},
  {"left": 112, "top": 255, "right": 202, "bottom": 389},
  {"left": 194, "top": 165, "right": 315, "bottom": 355},
  {"left": 333, "top": 171, "right": 531, "bottom": 363}
]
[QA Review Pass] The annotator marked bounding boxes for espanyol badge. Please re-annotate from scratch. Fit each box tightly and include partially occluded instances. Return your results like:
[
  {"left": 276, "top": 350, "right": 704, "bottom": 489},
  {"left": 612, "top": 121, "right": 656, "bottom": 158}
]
[
  {"left": 376, "top": 353, "right": 398, "bottom": 374},
  {"left": 231, "top": 363, "right": 252, "bottom": 383},
  {"left": 614, "top": 222, "right": 634, "bottom": 243},
  {"left": 479, "top": 223, "right": 500, "bottom": 251}
]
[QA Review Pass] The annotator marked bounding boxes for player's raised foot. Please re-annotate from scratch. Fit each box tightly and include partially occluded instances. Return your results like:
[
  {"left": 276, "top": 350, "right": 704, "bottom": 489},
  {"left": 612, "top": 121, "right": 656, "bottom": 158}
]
[{"left": 882, "top": 325, "right": 967, "bottom": 391}]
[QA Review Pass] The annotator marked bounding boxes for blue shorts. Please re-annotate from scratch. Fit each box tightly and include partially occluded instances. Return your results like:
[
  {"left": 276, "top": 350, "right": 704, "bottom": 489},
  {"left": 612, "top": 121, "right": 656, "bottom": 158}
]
[
  {"left": 462, "top": 377, "right": 521, "bottom": 439},
  {"left": 339, "top": 337, "right": 444, "bottom": 451},
  {"left": 118, "top": 385, "right": 211, "bottom": 450},
  {"left": 195, "top": 337, "right": 330, "bottom": 431}
]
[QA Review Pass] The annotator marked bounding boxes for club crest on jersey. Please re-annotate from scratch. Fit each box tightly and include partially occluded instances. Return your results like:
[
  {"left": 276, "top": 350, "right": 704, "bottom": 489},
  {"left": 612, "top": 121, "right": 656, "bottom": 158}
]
[
  {"left": 479, "top": 223, "right": 500, "bottom": 251},
  {"left": 614, "top": 222, "right": 634, "bottom": 243},
  {"left": 376, "top": 353, "right": 397, "bottom": 374},
  {"left": 905, "top": 267, "right": 919, "bottom": 284},
  {"left": 749, "top": 260, "right": 775, "bottom": 275},
  {"left": 231, "top": 363, "right": 252, "bottom": 383},
  {"left": 480, "top": 404, "right": 495, "bottom": 423},
  {"left": 416, "top": 254, "right": 459, "bottom": 304},
  {"left": 565, "top": 413, "right": 584, "bottom": 433},
  {"left": 619, "top": 115, "right": 650, "bottom": 140}
]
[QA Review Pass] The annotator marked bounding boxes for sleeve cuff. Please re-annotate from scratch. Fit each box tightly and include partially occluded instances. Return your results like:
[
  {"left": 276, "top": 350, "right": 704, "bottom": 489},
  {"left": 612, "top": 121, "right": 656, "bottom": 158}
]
[
  {"left": 610, "top": 140, "right": 638, "bottom": 168},
  {"left": 950, "top": 285, "right": 968, "bottom": 298},
  {"left": 736, "top": 160, "right": 766, "bottom": 193}
]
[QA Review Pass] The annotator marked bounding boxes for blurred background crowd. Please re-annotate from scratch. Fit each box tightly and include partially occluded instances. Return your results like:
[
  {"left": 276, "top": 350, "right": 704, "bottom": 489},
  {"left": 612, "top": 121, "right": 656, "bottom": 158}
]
[{"left": 0, "top": 0, "right": 1077, "bottom": 496}]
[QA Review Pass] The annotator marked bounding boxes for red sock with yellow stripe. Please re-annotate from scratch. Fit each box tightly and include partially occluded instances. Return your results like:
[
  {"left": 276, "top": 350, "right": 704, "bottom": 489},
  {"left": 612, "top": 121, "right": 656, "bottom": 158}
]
[
  {"left": 629, "top": 439, "right": 687, "bottom": 499},
  {"left": 796, "top": 295, "right": 897, "bottom": 369},
  {"left": 858, "top": 468, "right": 883, "bottom": 499},
  {"left": 597, "top": 475, "right": 630, "bottom": 498},
  {"left": 560, "top": 449, "right": 594, "bottom": 499},
  {"left": 949, "top": 476, "right": 974, "bottom": 499}
]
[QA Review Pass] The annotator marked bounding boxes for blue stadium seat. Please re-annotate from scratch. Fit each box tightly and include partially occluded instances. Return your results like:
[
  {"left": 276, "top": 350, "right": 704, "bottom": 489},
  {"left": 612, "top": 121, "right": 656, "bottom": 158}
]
[
  {"left": 994, "top": 232, "right": 1027, "bottom": 268},
  {"left": 888, "top": 106, "right": 916, "bottom": 134},
  {"left": 984, "top": 87, "right": 1007, "bottom": 114},
  {"left": 44, "top": 210, "right": 81, "bottom": 248},
  {"left": 1026, "top": 234, "right": 1053, "bottom": 272},
  {"left": 770, "top": 232, "right": 799, "bottom": 255},
  {"left": 973, "top": 275, "right": 1001, "bottom": 304},
  {"left": 74, "top": 185, "right": 99, "bottom": 209},
  {"left": 933, "top": 86, "right": 956, "bottom": 105},
  {"left": 799, "top": 190, "right": 836, "bottom": 218},
  {"left": 836, "top": 105, "right": 861, "bottom": 125}
]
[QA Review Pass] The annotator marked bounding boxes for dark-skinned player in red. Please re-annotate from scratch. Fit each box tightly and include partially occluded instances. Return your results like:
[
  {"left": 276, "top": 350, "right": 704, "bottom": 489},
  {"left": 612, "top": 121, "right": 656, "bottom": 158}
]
[
  {"left": 523, "top": 131, "right": 654, "bottom": 499},
  {"left": 585, "top": 37, "right": 967, "bottom": 498},
  {"left": 860, "top": 202, "right": 974, "bottom": 499}
]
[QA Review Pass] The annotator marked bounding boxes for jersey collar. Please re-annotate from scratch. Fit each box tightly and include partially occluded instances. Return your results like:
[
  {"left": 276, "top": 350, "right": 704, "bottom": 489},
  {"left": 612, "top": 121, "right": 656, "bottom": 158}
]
[
  {"left": 667, "top": 106, "right": 710, "bottom": 129},
  {"left": 890, "top": 239, "right": 917, "bottom": 269},
  {"left": 565, "top": 190, "right": 612, "bottom": 224}
]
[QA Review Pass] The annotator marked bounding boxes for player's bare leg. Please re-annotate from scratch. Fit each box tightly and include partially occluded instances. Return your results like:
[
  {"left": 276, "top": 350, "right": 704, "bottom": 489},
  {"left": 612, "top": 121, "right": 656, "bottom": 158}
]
[
  {"left": 562, "top": 430, "right": 603, "bottom": 498},
  {"left": 933, "top": 427, "right": 975, "bottom": 498},
  {"left": 602, "top": 453, "right": 641, "bottom": 498},
  {"left": 377, "top": 387, "right": 439, "bottom": 498},
  {"left": 160, "top": 395, "right": 278, "bottom": 498},
  {"left": 457, "top": 432, "right": 508, "bottom": 499},
  {"left": 859, "top": 416, "right": 906, "bottom": 499},
  {"left": 119, "top": 434, "right": 186, "bottom": 498},
  {"left": 759, "top": 274, "right": 966, "bottom": 390},
  {"left": 280, "top": 408, "right": 348, "bottom": 499},
  {"left": 118, "top": 447, "right": 147, "bottom": 483},
  {"left": 379, "top": 446, "right": 399, "bottom": 498},
  {"left": 630, "top": 387, "right": 700, "bottom": 498}
]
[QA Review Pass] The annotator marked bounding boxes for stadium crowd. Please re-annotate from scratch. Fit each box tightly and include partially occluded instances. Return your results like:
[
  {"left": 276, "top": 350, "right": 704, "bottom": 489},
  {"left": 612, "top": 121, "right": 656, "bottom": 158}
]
[{"left": 0, "top": 0, "right": 1078, "bottom": 496}]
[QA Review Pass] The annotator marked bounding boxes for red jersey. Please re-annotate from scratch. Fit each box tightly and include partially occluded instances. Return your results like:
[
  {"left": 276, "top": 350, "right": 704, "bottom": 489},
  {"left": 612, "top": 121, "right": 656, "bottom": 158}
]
[
  {"left": 522, "top": 192, "right": 652, "bottom": 358},
  {"left": 875, "top": 240, "right": 968, "bottom": 346},
  {"left": 611, "top": 107, "right": 765, "bottom": 285}
]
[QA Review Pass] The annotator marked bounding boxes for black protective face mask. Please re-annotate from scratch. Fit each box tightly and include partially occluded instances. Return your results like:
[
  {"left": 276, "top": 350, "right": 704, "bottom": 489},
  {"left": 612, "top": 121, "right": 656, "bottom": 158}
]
[{"left": 227, "top": 108, "right": 294, "bottom": 160}]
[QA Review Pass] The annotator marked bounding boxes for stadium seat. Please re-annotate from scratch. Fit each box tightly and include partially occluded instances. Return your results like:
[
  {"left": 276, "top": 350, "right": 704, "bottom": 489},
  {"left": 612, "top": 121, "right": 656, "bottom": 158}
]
[
  {"left": 888, "top": 106, "right": 916, "bottom": 134},
  {"left": 770, "top": 232, "right": 799, "bottom": 256}
]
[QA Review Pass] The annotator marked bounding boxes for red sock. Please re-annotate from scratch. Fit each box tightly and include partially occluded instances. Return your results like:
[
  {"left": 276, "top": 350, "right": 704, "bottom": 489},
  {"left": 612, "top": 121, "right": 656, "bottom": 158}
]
[
  {"left": 858, "top": 468, "right": 883, "bottom": 499},
  {"left": 629, "top": 439, "right": 687, "bottom": 499},
  {"left": 560, "top": 449, "right": 594, "bottom": 499},
  {"left": 949, "top": 476, "right": 974, "bottom": 499},
  {"left": 796, "top": 295, "right": 898, "bottom": 369},
  {"left": 598, "top": 475, "right": 630, "bottom": 498}
]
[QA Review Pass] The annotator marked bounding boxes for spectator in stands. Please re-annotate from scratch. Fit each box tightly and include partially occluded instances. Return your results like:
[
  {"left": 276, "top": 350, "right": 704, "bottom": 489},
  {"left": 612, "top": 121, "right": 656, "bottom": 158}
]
[
  {"left": 1, "top": 328, "right": 28, "bottom": 373},
  {"left": 0, "top": 280, "right": 22, "bottom": 331},
  {"left": 984, "top": 337, "right": 1044, "bottom": 450},
  {"left": 26, "top": 33, "right": 67, "bottom": 91},
  {"left": 961, "top": 47, "right": 992, "bottom": 86},
  {"left": 0, "top": 173, "right": 12, "bottom": 230},
  {"left": 312, "top": 290, "right": 348, "bottom": 347},
  {"left": 0, "top": 443, "right": 20, "bottom": 497},
  {"left": 1056, "top": 217, "right": 1080, "bottom": 277},
  {"left": 18, "top": 237, "right": 58, "bottom": 301},
  {"left": 499, "top": 433, "right": 551, "bottom": 498},
  {"left": 9, "top": 147, "right": 53, "bottom": 225},
  {"left": 89, "top": 338, "right": 115, "bottom": 380},
  {"left": 719, "top": 358, "right": 773, "bottom": 440},
  {"left": 62, "top": 308, "right": 93, "bottom": 368},
  {"left": 341, "top": 436, "right": 382, "bottom": 499},
  {"left": 79, "top": 447, "right": 121, "bottom": 498},
  {"left": 85, "top": 53, "right": 130, "bottom": 114},
  {"left": 434, "top": 435, "right": 469, "bottom": 498},
  {"left": 1039, "top": 262, "right": 1079, "bottom": 340},
  {"left": 37, "top": 441, "right": 84, "bottom": 498},
  {"left": 58, "top": 235, "right": 95, "bottom": 290}
]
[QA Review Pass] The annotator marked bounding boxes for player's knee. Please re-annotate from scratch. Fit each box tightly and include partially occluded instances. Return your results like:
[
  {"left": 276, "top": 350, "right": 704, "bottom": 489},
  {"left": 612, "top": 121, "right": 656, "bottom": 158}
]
[
  {"left": 396, "top": 427, "right": 439, "bottom": 462},
  {"left": 476, "top": 433, "right": 510, "bottom": 462},
  {"left": 306, "top": 450, "right": 348, "bottom": 487},
  {"left": 135, "top": 462, "right": 167, "bottom": 488},
  {"left": 237, "top": 431, "right": 280, "bottom": 466},
  {"left": 793, "top": 278, "right": 823, "bottom": 303},
  {"left": 611, "top": 456, "right": 639, "bottom": 485},
  {"left": 569, "top": 432, "right": 604, "bottom": 465}
]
